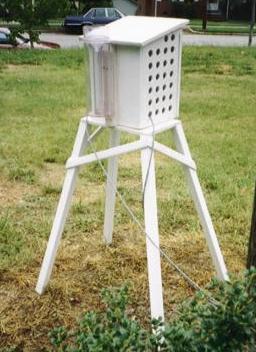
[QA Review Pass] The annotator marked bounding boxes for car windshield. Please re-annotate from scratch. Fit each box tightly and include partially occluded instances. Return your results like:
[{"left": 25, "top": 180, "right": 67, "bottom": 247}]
[{"left": 0, "top": 31, "right": 9, "bottom": 43}]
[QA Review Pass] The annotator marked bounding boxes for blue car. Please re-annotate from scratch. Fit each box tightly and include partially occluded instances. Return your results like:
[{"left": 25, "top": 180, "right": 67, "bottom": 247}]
[{"left": 64, "top": 7, "right": 124, "bottom": 32}]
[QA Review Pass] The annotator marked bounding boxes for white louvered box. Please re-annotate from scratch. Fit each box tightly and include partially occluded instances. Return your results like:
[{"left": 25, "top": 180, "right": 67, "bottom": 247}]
[{"left": 83, "top": 16, "right": 188, "bottom": 130}]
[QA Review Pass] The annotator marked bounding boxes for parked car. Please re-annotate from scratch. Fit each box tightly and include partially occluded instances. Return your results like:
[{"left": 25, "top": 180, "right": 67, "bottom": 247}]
[
  {"left": 64, "top": 7, "right": 124, "bottom": 32},
  {"left": 0, "top": 28, "right": 60, "bottom": 49}
]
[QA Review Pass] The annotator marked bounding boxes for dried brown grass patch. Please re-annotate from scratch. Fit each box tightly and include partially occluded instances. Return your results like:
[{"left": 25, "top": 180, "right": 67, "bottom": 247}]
[
  {"left": 0, "top": 176, "right": 37, "bottom": 206},
  {"left": 1, "top": 221, "right": 237, "bottom": 350},
  {"left": 39, "top": 163, "right": 65, "bottom": 187}
]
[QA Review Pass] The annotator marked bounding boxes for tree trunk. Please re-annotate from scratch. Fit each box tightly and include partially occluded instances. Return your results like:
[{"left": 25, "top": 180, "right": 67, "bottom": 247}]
[
  {"left": 249, "top": 0, "right": 256, "bottom": 47},
  {"left": 226, "top": 0, "right": 230, "bottom": 21},
  {"left": 28, "top": 30, "right": 34, "bottom": 49},
  {"left": 202, "top": 0, "right": 208, "bottom": 31},
  {"left": 247, "top": 181, "right": 256, "bottom": 268}
]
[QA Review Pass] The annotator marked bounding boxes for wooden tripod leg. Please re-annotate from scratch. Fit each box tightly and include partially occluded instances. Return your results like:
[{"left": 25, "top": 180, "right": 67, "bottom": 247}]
[
  {"left": 103, "top": 129, "right": 120, "bottom": 244},
  {"left": 141, "top": 135, "right": 164, "bottom": 321},
  {"left": 36, "top": 119, "right": 89, "bottom": 294},
  {"left": 172, "top": 122, "right": 228, "bottom": 281}
]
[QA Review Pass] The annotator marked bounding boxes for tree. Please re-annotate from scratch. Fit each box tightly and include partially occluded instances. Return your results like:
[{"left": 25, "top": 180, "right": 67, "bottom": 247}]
[
  {"left": 226, "top": 0, "right": 230, "bottom": 20},
  {"left": 1, "top": 0, "right": 69, "bottom": 47},
  {"left": 247, "top": 182, "right": 256, "bottom": 267},
  {"left": 248, "top": 0, "right": 256, "bottom": 46},
  {"left": 77, "top": 0, "right": 113, "bottom": 13},
  {"left": 202, "top": 0, "right": 208, "bottom": 31}
]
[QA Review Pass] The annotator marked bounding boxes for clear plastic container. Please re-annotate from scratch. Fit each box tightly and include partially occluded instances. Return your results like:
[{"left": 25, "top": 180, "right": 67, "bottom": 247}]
[{"left": 83, "top": 27, "right": 114, "bottom": 121}]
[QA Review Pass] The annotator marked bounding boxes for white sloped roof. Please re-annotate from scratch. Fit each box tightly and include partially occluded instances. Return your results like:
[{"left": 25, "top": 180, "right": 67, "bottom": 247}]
[{"left": 84, "top": 16, "right": 189, "bottom": 47}]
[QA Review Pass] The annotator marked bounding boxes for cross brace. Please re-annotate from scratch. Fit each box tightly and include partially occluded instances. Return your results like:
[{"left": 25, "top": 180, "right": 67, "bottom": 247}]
[
  {"left": 36, "top": 117, "right": 228, "bottom": 323},
  {"left": 66, "top": 140, "right": 196, "bottom": 170}
]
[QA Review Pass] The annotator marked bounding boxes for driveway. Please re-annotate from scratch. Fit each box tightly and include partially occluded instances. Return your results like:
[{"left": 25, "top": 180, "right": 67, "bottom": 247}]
[
  {"left": 112, "top": 0, "right": 137, "bottom": 15},
  {"left": 40, "top": 32, "right": 255, "bottom": 48}
]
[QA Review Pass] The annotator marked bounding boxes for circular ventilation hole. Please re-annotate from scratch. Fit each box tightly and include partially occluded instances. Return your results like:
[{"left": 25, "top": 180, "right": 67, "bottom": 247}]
[
  {"left": 170, "top": 58, "right": 174, "bottom": 65},
  {"left": 168, "top": 105, "right": 172, "bottom": 111},
  {"left": 148, "top": 62, "right": 153, "bottom": 69},
  {"left": 155, "top": 109, "right": 159, "bottom": 115},
  {"left": 171, "top": 34, "right": 175, "bottom": 41},
  {"left": 149, "top": 87, "right": 152, "bottom": 94},
  {"left": 148, "top": 99, "right": 152, "bottom": 106},
  {"left": 171, "top": 46, "right": 175, "bottom": 53},
  {"left": 148, "top": 50, "right": 153, "bottom": 57},
  {"left": 156, "top": 97, "right": 159, "bottom": 104},
  {"left": 156, "top": 74, "right": 160, "bottom": 80},
  {"left": 162, "top": 107, "right": 165, "bottom": 114},
  {"left": 163, "top": 72, "right": 167, "bottom": 79},
  {"left": 148, "top": 111, "right": 152, "bottom": 117},
  {"left": 156, "top": 48, "right": 160, "bottom": 55},
  {"left": 164, "top": 35, "right": 168, "bottom": 42},
  {"left": 156, "top": 61, "right": 160, "bottom": 68},
  {"left": 163, "top": 60, "right": 167, "bottom": 67},
  {"left": 169, "top": 82, "right": 173, "bottom": 89},
  {"left": 169, "top": 94, "right": 173, "bottom": 100},
  {"left": 162, "top": 95, "right": 166, "bottom": 102},
  {"left": 156, "top": 86, "right": 159, "bottom": 92},
  {"left": 148, "top": 75, "right": 152, "bottom": 82},
  {"left": 163, "top": 84, "right": 167, "bottom": 91},
  {"left": 164, "top": 47, "right": 168, "bottom": 54},
  {"left": 170, "top": 71, "right": 173, "bottom": 77}
]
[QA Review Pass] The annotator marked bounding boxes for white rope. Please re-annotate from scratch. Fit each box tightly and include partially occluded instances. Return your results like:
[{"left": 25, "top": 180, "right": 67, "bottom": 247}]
[{"left": 84, "top": 123, "right": 219, "bottom": 307}]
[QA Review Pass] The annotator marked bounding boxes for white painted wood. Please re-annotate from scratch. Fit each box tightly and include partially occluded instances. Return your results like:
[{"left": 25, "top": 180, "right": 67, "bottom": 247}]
[
  {"left": 175, "top": 31, "right": 183, "bottom": 118},
  {"left": 87, "top": 126, "right": 103, "bottom": 142},
  {"left": 83, "top": 16, "right": 188, "bottom": 47},
  {"left": 154, "top": 141, "right": 196, "bottom": 170},
  {"left": 86, "top": 116, "right": 179, "bottom": 136},
  {"left": 103, "top": 129, "right": 120, "bottom": 244},
  {"left": 113, "top": 28, "right": 182, "bottom": 129},
  {"left": 141, "top": 135, "right": 164, "bottom": 320},
  {"left": 83, "top": 16, "right": 188, "bottom": 129},
  {"left": 36, "top": 120, "right": 89, "bottom": 294},
  {"left": 172, "top": 122, "right": 229, "bottom": 281},
  {"left": 66, "top": 140, "right": 147, "bottom": 169}
]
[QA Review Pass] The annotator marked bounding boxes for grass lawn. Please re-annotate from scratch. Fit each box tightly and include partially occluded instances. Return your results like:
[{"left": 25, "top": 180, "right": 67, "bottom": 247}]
[
  {"left": 189, "top": 19, "right": 256, "bottom": 34},
  {"left": 1, "top": 18, "right": 255, "bottom": 35},
  {"left": 0, "top": 47, "right": 256, "bottom": 350}
]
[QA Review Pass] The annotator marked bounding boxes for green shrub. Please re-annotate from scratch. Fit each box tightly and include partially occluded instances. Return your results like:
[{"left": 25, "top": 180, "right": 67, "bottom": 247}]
[
  {"left": 49, "top": 285, "right": 157, "bottom": 351},
  {"left": 161, "top": 268, "right": 256, "bottom": 351},
  {"left": 49, "top": 269, "right": 256, "bottom": 351}
]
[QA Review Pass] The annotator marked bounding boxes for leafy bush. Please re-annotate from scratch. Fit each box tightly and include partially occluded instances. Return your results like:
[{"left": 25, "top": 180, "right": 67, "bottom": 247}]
[
  {"left": 172, "top": 1, "right": 198, "bottom": 19},
  {"left": 49, "top": 285, "right": 157, "bottom": 351},
  {"left": 50, "top": 269, "right": 256, "bottom": 351},
  {"left": 161, "top": 268, "right": 256, "bottom": 351}
]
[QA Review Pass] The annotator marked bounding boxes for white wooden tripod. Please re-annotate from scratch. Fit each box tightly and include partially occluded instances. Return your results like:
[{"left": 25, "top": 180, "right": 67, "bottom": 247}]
[{"left": 36, "top": 116, "right": 228, "bottom": 321}]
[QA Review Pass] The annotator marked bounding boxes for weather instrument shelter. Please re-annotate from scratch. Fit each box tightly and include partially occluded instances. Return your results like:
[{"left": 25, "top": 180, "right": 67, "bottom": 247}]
[{"left": 36, "top": 16, "right": 228, "bottom": 321}]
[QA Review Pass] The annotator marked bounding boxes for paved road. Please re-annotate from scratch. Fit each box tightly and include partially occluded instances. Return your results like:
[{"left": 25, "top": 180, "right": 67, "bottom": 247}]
[
  {"left": 113, "top": 0, "right": 137, "bottom": 15},
  {"left": 40, "top": 32, "right": 255, "bottom": 48},
  {"left": 183, "top": 33, "right": 255, "bottom": 46}
]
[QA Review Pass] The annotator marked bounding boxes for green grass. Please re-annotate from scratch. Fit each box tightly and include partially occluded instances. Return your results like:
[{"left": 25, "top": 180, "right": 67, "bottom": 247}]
[
  {"left": 0, "top": 46, "right": 255, "bottom": 268},
  {"left": 1, "top": 18, "right": 255, "bottom": 34},
  {"left": 0, "top": 47, "right": 255, "bottom": 349},
  {"left": 0, "top": 18, "right": 64, "bottom": 31},
  {"left": 189, "top": 19, "right": 256, "bottom": 34}
]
